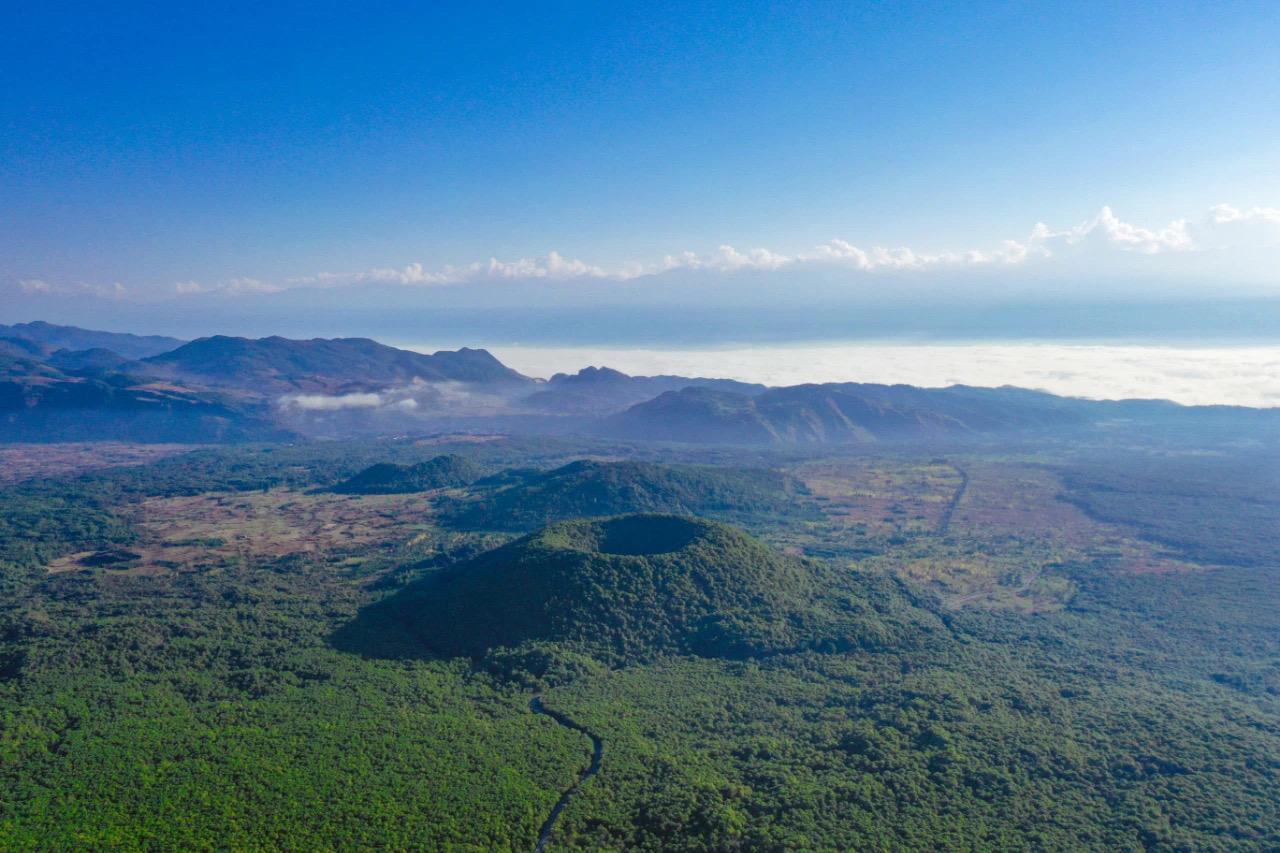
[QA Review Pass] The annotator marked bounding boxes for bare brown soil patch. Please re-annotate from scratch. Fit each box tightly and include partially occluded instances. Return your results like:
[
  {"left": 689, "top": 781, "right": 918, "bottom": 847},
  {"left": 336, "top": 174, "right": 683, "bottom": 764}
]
[
  {"left": 47, "top": 488, "right": 439, "bottom": 575},
  {"left": 792, "top": 456, "right": 1204, "bottom": 613},
  {"left": 798, "top": 459, "right": 960, "bottom": 536}
]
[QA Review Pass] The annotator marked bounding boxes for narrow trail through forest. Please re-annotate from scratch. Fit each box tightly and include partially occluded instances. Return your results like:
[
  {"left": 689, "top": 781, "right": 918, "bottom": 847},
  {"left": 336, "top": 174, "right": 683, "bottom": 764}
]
[{"left": 529, "top": 696, "right": 604, "bottom": 853}]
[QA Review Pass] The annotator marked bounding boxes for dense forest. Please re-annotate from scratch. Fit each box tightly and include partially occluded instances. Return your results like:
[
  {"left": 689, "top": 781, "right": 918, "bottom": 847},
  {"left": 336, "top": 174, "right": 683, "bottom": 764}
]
[
  {"left": 330, "top": 454, "right": 487, "bottom": 494},
  {"left": 439, "top": 459, "right": 816, "bottom": 532},
  {"left": 1, "top": 435, "right": 1277, "bottom": 849}
]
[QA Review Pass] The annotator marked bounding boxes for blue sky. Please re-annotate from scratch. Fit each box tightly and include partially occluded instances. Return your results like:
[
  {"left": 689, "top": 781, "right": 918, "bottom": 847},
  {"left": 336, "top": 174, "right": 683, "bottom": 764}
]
[{"left": 3, "top": 1, "right": 1280, "bottom": 333}]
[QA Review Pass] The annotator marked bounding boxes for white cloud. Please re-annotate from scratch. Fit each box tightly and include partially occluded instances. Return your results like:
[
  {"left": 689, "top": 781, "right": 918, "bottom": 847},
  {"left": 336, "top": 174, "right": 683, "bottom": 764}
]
[
  {"left": 490, "top": 342, "right": 1280, "bottom": 408},
  {"left": 800, "top": 241, "right": 1028, "bottom": 270},
  {"left": 224, "top": 277, "right": 282, "bottom": 294},
  {"left": 278, "top": 392, "right": 385, "bottom": 411},
  {"left": 705, "top": 244, "right": 792, "bottom": 272},
  {"left": 275, "top": 380, "right": 515, "bottom": 419},
  {"left": 1028, "top": 205, "right": 1194, "bottom": 255},
  {"left": 1198, "top": 203, "right": 1280, "bottom": 249},
  {"left": 287, "top": 251, "right": 609, "bottom": 289},
  {"left": 20, "top": 203, "right": 1280, "bottom": 299},
  {"left": 1208, "top": 203, "right": 1280, "bottom": 228},
  {"left": 16, "top": 279, "right": 126, "bottom": 298},
  {"left": 301, "top": 204, "right": 1233, "bottom": 287}
]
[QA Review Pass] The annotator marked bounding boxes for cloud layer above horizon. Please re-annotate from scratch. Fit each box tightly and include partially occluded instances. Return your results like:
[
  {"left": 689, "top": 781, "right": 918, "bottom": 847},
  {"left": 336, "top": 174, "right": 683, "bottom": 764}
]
[{"left": 13, "top": 203, "right": 1280, "bottom": 301}]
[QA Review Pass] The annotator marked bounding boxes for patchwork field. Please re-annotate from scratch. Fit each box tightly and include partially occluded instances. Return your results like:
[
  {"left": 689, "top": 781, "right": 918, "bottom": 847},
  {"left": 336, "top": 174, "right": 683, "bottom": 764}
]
[
  {"left": 790, "top": 455, "right": 1201, "bottom": 612},
  {"left": 0, "top": 442, "right": 199, "bottom": 486},
  {"left": 798, "top": 457, "right": 961, "bottom": 536},
  {"left": 47, "top": 488, "right": 441, "bottom": 576}
]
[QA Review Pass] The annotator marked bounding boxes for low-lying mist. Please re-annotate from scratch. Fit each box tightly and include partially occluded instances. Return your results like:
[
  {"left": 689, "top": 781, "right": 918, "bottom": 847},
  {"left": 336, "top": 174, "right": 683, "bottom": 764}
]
[{"left": 473, "top": 342, "right": 1280, "bottom": 408}]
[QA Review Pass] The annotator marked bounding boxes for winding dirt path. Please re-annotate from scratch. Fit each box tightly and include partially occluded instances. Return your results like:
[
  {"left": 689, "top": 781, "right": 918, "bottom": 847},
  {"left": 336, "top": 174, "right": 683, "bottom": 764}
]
[{"left": 529, "top": 696, "right": 603, "bottom": 853}]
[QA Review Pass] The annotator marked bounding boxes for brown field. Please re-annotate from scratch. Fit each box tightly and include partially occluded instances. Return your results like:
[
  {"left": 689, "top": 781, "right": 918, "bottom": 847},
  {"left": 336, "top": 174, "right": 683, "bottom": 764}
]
[
  {"left": 950, "top": 461, "right": 1201, "bottom": 573},
  {"left": 47, "top": 488, "right": 441, "bottom": 576},
  {"left": 791, "top": 455, "right": 1202, "bottom": 613},
  {"left": 0, "top": 442, "right": 200, "bottom": 485},
  {"left": 797, "top": 458, "right": 961, "bottom": 536}
]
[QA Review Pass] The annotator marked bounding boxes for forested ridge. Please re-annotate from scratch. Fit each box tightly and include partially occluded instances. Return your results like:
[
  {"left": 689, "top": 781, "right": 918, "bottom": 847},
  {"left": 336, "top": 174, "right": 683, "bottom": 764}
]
[{"left": 441, "top": 459, "right": 815, "bottom": 532}]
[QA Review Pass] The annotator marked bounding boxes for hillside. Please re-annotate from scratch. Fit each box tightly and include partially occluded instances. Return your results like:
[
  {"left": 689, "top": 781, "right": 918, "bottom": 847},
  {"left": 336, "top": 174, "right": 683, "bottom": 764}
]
[
  {"left": 0, "top": 343, "right": 291, "bottom": 442},
  {"left": 0, "top": 349, "right": 63, "bottom": 380},
  {"left": 141, "top": 336, "right": 531, "bottom": 393},
  {"left": 330, "top": 455, "right": 484, "bottom": 494},
  {"left": 599, "top": 387, "right": 781, "bottom": 443},
  {"left": 520, "top": 366, "right": 766, "bottom": 415},
  {"left": 0, "top": 321, "right": 184, "bottom": 360},
  {"left": 0, "top": 337, "right": 57, "bottom": 361},
  {"left": 0, "top": 361, "right": 286, "bottom": 442},
  {"left": 48, "top": 348, "right": 133, "bottom": 375},
  {"left": 441, "top": 459, "right": 813, "bottom": 530},
  {"left": 389, "top": 515, "right": 824, "bottom": 663},
  {"left": 600, "top": 382, "right": 1095, "bottom": 444}
]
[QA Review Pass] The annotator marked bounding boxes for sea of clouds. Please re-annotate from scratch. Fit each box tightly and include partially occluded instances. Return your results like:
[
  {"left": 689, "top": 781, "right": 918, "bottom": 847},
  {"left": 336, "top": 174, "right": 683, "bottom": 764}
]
[{"left": 477, "top": 343, "right": 1280, "bottom": 409}]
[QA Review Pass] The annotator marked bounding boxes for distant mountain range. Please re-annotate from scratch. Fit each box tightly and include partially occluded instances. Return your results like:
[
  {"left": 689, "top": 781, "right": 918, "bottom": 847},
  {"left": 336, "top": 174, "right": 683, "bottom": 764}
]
[
  {"left": 523, "top": 366, "right": 765, "bottom": 415},
  {"left": 1, "top": 321, "right": 1275, "bottom": 444},
  {"left": 597, "top": 382, "right": 1094, "bottom": 444},
  {"left": 0, "top": 348, "right": 284, "bottom": 442},
  {"left": 0, "top": 320, "right": 185, "bottom": 360},
  {"left": 140, "top": 335, "right": 529, "bottom": 393}
]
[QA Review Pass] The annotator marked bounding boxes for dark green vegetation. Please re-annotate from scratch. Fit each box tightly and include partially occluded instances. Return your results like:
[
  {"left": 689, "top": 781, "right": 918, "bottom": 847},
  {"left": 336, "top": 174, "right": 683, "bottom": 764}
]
[
  {"left": 1060, "top": 450, "right": 1280, "bottom": 567},
  {"left": 330, "top": 454, "right": 485, "bottom": 494},
  {"left": 358, "top": 515, "right": 930, "bottom": 666},
  {"left": 442, "top": 459, "right": 814, "bottom": 531},
  {"left": 0, "top": 447, "right": 577, "bottom": 849},
  {"left": 1, "top": 433, "right": 1278, "bottom": 850}
]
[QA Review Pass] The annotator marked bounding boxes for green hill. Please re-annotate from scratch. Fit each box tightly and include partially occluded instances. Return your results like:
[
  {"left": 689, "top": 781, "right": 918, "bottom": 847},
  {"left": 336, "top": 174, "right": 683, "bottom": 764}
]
[
  {"left": 330, "top": 455, "right": 484, "bottom": 494},
  {"left": 379, "top": 514, "right": 931, "bottom": 667},
  {"left": 398, "top": 515, "right": 815, "bottom": 663},
  {"left": 442, "top": 459, "right": 813, "bottom": 531}
]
